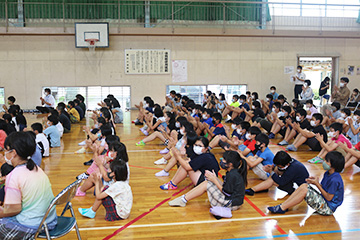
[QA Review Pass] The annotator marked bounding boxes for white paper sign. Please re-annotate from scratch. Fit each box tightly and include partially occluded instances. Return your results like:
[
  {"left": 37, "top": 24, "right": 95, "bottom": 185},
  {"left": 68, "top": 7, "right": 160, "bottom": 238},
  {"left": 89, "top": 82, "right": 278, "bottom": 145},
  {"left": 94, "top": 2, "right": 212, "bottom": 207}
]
[
  {"left": 125, "top": 49, "right": 170, "bottom": 74},
  {"left": 172, "top": 60, "right": 188, "bottom": 83},
  {"left": 284, "top": 66, "right": 294, "bottom": 74}
]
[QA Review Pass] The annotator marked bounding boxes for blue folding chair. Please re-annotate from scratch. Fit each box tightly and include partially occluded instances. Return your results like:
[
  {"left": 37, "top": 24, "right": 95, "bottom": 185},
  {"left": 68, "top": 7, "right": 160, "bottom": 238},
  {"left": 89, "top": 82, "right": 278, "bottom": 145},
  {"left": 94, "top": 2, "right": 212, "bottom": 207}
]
[{"left": 34, "top": 179, "right": 82, "bottom": 240}]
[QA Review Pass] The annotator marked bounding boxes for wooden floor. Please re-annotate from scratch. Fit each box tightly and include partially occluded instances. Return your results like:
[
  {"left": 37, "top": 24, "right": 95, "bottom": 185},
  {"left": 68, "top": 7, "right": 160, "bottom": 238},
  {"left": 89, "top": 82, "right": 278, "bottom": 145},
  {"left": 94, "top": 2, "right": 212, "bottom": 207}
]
[{"left": 27, "top": 111, "right": 360, "bottom": 240}]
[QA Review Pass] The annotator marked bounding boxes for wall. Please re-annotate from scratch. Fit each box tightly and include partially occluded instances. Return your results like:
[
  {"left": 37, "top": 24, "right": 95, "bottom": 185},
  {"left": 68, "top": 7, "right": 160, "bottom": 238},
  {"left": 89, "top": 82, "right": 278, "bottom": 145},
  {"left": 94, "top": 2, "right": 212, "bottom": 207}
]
[{"left": 0, "top": 34, "right": 359, "bottom": 109}]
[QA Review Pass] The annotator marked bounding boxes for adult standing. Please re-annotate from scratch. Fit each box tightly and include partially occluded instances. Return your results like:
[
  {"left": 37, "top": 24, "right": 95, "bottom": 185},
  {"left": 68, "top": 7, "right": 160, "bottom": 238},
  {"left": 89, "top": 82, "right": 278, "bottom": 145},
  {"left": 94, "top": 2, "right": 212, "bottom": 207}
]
[
  {"left": 36, "top": 88, "right": 56, "bottom": 113},
  {"left": 291, "top": 66, "right": 306, "bottom": 99},
  {"left": 332, "top": 77, "right": 350, "bottom": 107}
]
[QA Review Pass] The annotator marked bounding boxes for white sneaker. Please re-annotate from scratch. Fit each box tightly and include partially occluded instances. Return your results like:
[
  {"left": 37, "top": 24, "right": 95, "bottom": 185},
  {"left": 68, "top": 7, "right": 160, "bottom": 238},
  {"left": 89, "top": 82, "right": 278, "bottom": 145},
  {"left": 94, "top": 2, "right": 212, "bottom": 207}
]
[
  {"left": 78, "top": 140, "right": 86, "bottom": 146},
  {"left": 154, "top": 158, "right": 168, "bottom": 165},
  {"left": 76, "top": 172, "right": 89, "bottom": 180},
  {"left": 75, "top": 147, "right": 86, "bottom": 154},
  {"left": 155, "top": 170, "right": 169, "bottom": 177}
]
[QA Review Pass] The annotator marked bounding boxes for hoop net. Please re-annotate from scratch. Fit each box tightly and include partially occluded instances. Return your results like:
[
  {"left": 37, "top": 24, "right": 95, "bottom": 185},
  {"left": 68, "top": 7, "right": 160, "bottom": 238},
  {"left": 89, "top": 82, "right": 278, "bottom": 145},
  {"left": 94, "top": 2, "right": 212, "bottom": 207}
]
[{"left": 85, "top": 38, "right": 99, "bottom": 53}]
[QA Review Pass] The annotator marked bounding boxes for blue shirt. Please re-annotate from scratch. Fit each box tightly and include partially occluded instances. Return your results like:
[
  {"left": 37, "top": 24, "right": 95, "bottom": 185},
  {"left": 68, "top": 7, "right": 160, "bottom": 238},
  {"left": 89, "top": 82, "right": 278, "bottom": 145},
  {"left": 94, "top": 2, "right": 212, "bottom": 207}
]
[
  {"left": 347, "top": 121, "right": 360, "bottom": 145},
  {"left": 271, "top": 92, "right": 279, "bottom": 100},
  {"left": 75, "top": 105, "right": 84, "bottom": 120},
  {"left": 43, "top": 125, "right": 61, "bottom": 148},
  {"left": 31, "top": 145, "right": 42, "bottom": 166},
  {"left": 202, "top": 117, "right": 214, "bottom": 128},
  {"left": 213, "top": 123, "right": 226, "bottom": 136},
  {"left": 321, "top": 171, "right": 344, "bottom": 212},
  {"left": 256, "top": 147, "right": 274, "bottom": 166},
  {"left": 239, "top": 103, "right": 250, "bottom": 120}
]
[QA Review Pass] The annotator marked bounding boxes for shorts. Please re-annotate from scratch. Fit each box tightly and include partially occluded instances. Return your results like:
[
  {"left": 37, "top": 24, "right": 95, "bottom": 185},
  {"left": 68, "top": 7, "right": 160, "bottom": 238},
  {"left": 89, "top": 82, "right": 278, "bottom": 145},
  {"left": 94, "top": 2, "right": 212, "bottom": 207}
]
[
  {"left": 335, "top": 147, "right": 347, "bottom": 157},
  {"left": 259, "top": 119, "right": 272, "bottom": 133},
  {"left": 279, "top": 127, "right": 286, "bottom": 137},
  {"left": 196, "top": 173, "right": 206, "bottom": 186},
  {"left": 305, "top": 185, "right": 333, "bottom": 215},
  {"left": 305, "top": 137, "right": 321, "bottom": 151},
  {"left": 102, "top": 186, "right": 123, "bottom": 221},
  {"left": 252, "top": 162, "right": 270, "bottom": 180},
  {"left": 206, "top": 180, "right": 240, "bottom": 211}
]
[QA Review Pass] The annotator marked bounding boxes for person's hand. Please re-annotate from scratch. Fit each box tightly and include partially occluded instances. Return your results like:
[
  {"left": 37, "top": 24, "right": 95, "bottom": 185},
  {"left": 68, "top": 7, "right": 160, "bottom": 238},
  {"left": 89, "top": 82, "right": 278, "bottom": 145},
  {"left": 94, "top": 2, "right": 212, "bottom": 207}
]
[
  {"left": 94, "top": 155, "right": 102, "bottom": 167},
  {"left": 158, "top": 125, "right": 165, "bottom": 133},
  {"left": 293, "top": 122, "right": 300, "bottom": 131},
  {"left": 337, "top": 141, "right": 348, "bottom": 150},
  {"left": 205, "top": 170, "right": 217, "bottom": 183},
  {"left": 40, "top": 97, "right": 44, "bottom": 101},
  {"left": 306, "top": 176, "right": 319, "bottom": 185},
  {"left": 263, "top": 164, "right": 273, "bottom": 173},
  {"left": 286, "top": 118, "right": 292, "bottom": 125},
  {"left": 315, "top": 133, "right": 323, "bottom": 141},
  {"left": 348, "top": 117, "right": 353, "bottom": 125}
]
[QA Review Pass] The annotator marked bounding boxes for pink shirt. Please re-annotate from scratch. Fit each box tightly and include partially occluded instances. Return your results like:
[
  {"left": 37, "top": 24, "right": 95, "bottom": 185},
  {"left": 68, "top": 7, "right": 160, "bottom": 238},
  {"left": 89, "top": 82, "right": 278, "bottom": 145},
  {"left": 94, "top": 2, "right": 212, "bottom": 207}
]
[
  {"left": 0, "top": 130, "right": 6, "bottom": 149},
  {"left": 332, "top": 134, "right": 352, "bottom": 148},
  {"left": 306, "top": 106, "right": 319, "bottom": 120}
]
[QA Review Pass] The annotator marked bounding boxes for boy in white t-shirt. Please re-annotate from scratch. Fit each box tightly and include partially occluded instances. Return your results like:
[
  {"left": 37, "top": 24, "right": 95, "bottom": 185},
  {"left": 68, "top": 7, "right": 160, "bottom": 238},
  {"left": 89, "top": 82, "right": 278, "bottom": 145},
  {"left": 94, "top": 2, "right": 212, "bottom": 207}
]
[
  {"left": 78, "top": 160, "right": 133, "bottom": 221},
  {"left": 31, "top": 122, "right": 50, "bottom": 157}
]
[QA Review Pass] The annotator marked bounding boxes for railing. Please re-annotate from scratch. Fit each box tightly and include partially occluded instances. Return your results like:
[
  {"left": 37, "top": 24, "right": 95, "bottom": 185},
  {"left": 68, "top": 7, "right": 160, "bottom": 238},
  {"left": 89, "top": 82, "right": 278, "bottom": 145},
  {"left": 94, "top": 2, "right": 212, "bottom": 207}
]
[{"left": 0, "top": 1, "right": 359, "bottom": 33}]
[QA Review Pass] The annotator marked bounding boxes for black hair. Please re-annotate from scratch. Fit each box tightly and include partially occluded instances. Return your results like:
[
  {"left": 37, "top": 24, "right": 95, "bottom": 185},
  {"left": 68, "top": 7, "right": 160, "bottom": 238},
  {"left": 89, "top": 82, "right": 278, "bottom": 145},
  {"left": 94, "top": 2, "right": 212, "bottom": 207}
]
[
  {"left": 3, "top": 114, "right": 13, "bottom": 125},
  {"left": 110, "top": 142, "right": 129, "bottom": 163},
  {"left": 212, "top": 112, "right": 222, "bottom": 122},
  {"left": 73, "top": 99, "right": 80, "bottom": 105},
  {"left": 44, "top": 88, "right": 51, "bottom": 94},
  {"left": 57, "top": 102, "right": 66, "bottom": 109},
  {"left": 233, "top": 117, "right": 243, "bottom": 125},
  {"left": 31, "top": 122, "right": 43, "bottom": 133},
  {"left": 278, "top": 94, "right": 286, "bottom": 101},
  {"left": 219, "top": 93, "right": 225, "bottom": 101},
  {"left": 297, "top": 66, "right": 303, "bottom": 70},
  {"left": 56, "top": 104, "right": 65, "bottom": 112},
  {"left": 270, "top": 86, "right": 276, "bottom": 90},
  {"left": 330, "top": 122, "right": 343, "bottom": 133},
  {"left": 144, "top": 96, "right": 152, "bottom": 101},
  {"left": 196, "top": 136, "right": 209, "bottom": 148},
  {"left": 4, "top": 132, "right": 38, "bottom": 171},
  {"left": 312, "top": 113, "right": 323, "bottom": 122},
  {"left": 100, "top": 124, "right": 113, "bottom": 137},
  {"left": 273, "top": 151, "right": 292, "bottom": 166},
  {"left": 304, "top": 80, "right": 311, "bottom": 86},
  {"left": 100, "top": 107, "right": 111, "bottom": 121},
  {"left": 266, "top": 94, "right": 273, "bottom": 100},
  {"left": 8, "top": 107, "right": 17, "bottom": 117},
  {"left": 238, "top": 121, "right": 250, "bottom": 131},
  {"left": 186, "top": 131, "right": 198, "bottom": 146},
  {"left": 353, "top": 88, "right": 359, "bottom": 94},
  {"left": 331, "top": 102, "right": 341, "bottom": 111},
  {"left": 97, "top": 117, "right": 106, "bottom": 125},
  {"left": 76, "top": 94, "right": 85, "bottom": 102},
  {"left": 252, "top": 92, "right": 259, "bottom": 100},
  {"left": 223, "top": 151, "right": 247, "bottom": 187},
  {"left": 176, "top": 116, "right": 187, "bottom": 127},
  {"left": 105, "top": 135, "right": 120, "bottom": 147},
  {"left": 154, "top": 107, "right": 164, "bottom": 118},
  {"left": 239, "top": 94, "right": 246, "bottom": 100},
  {"left": 296, "top": 109, "right": 307, "bottom": 118},
  {"left": 1, "top": 163, "right": 14, "bottom": 177},
  {"left": 233, "top": 95, "right": 239, "bottom": 100},
  {"left": 252, "top": 101, "right": 261, "bottom": 109},
  {"left": 255, "top": 133, "right": 269, "bottom": 147},
  {"left": 305, "top": 99, "right": 313, "bottom": 105},
  {"left": 282, "top": 106, "right": 292, "bottom": 114},
  {"left": 340, "top": 77, "right": 349, "bottom": 83},
  {"left": 183, "top": 121, "right": 194, "bottom": 133},
  {"left": 170, "top": 90, "right": 176, "bottom": 95},
  {"left": 248, "top": 126, "right": 261, "bottom": 136},
  {"left": 354, "top": 110, "right": 360, "bottom": 116},
  {"left": 325, "top": 151, "right": 345, "bottom": 173},
  {"left": 47, "top": 114, "right": 59, "bottom": 125},
  {"left": 68, "top": 101, "right": 75, "bottom": 108},
  {"left": 50, "top": 109, "right": 59, "bottom": 117},
  {"left": 204, "top": 109, "right": 213, "bottom": 116},
  {"left": 0, "top": 120, "right": 7, "bottom": 132},
  {"left": 341, "top": 108, "right": 351, "bottom": 117},
  {"left": 7, "top": 96, "right": 15, "bottom": 103},
  {"left": 110, "top": 160, "right": 128, "bottom": 181},
  {"left": 246, "top": 91, "right": 251, "bottom": 95},
  {"left": 273, "top": 102, "right": 281, "bottom": 109}
]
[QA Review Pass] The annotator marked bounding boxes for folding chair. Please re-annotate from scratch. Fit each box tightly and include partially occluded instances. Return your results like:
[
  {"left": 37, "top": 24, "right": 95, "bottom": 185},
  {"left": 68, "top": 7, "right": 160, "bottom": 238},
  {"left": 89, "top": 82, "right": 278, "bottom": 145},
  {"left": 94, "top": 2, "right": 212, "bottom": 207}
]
[{"left": 34, "top": 179, "right": 82, "bottom": 240}]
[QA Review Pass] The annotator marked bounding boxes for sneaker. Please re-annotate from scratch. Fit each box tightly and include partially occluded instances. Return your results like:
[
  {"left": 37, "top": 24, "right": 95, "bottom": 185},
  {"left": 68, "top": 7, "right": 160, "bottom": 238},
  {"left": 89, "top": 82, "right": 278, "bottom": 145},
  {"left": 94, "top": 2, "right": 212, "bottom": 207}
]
[
  {"left": 78, "top": 207, "right": 96, "bottom": 218},
  {"left": 268, "top": 133, "right": 275, "bottom": 139},
  {"left": 160, "top": 181, "right": 177, "bottom": 190},
  {"left": 245, "top": 188, "right": 255, "bottom": 196},
  {"left": 135, "top": 122, "right": 144, "bottom": 126},
  {"left": 75, "top": 187, "right": 86, "bottom": 197},
  {"left": 78, "top": 140, "right": 86, "bottom": 146},
  {"left": 140, "top": 128, "right": 149, "bottom": 136},
  {"left": 268, "top": 204, "right": 287, "bottom": 214},
  {"left": 159, "top": 148, "right": 169, "bottom": 154},
  {"left": 225, "top": 119, "right": 233, "bottom": 123},
  {"left": 168, "top": 197, "right": 186, "bottom": 207},
  {"left": 286, "top": 144, "right": 297, "bottom": 152},
  {"left": 76, "top": 172, "right": 89, "bottom": 180},
  {"left": 154, "top": 158, "right": 168, "bottom": 165},
  {"left": 83, "top": 159, "right": 93, "bottom": 166},
  {"left": 75, "top": 147, "right": 86, "bottom": 154},
  {"left": 136, "top": 140, "right": 145, "bottom": 146},
  {"left": 155, "top": 170, "right": 169, "bottom": 177},
  {"left": 278, "top": 140, "right": 289, "bottom": 146},
  {"left": 132, "top": 119, "right": 139, "bottom": 124},
  {"left": 308, "top": 156, "right": 324, "bottom": 164}
]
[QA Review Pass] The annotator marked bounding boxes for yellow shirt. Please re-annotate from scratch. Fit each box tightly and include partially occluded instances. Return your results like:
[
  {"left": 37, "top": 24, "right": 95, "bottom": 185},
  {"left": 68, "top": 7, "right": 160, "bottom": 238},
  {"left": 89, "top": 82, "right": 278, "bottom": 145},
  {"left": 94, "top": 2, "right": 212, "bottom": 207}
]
[{"left": 69, "top": 108, "right": 80, "bottom": 122}]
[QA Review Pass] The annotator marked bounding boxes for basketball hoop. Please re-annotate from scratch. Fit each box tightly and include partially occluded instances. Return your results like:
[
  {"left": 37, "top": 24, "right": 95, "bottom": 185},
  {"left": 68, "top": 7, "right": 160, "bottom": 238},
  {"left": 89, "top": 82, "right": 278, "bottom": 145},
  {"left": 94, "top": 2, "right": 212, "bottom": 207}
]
[{"left": 85, "top": 38, "right": 99, "bottom": 53}]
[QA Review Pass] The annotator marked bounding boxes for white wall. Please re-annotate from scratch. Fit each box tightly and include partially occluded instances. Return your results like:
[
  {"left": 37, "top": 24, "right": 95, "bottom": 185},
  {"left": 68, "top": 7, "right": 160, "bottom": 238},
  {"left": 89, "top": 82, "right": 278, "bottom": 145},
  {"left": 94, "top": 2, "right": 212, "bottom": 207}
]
[{"left": 0, "top": 35, "right": 359, "bottom": 109}]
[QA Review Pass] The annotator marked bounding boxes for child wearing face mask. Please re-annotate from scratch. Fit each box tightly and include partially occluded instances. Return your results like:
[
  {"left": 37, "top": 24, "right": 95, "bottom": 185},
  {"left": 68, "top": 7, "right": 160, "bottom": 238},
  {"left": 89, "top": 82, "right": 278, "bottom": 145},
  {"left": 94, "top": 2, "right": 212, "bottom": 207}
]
[
  {"left": 265, "top": 106, "right": 292, "bottom": 142},
  {"left": 256, "top": 102, "right": 282, "bottom": 137},
  {"left": 336, "top": 108, "right": 351, "bottom": 134},
  {"left": 243, "top": 101, "right": 265, "bottom": 123},
  {"left": 270, "top": 86, "right": 279, "bottom": 100},
  {"left": 196, "top": 109, "right": 214, "bottom": 136},
  {"left": 308, "top": 122, "right": 352, "bottom": 164},
  {"left": 300, "top": 80, "right": 313, "bottom": 104},
  {"left": 345, "top": 110, "right": 360, "bottom": 145},
  {"left": 305, "top": 99, "right": 318, "bottom": 120},
  {"left": 245, "top": 151, "right": 309, "bottom": 196},
  {"left": 203, "top": 113, "right": 226, "bottom": 141},
  {"left": 268, "top": 151, "right": 344, "bottom": 215},
  {"left": 261, "top": 94, "right": 274, "bottom": 115},
  {"left": 286, "top": 113, "right": 327, "bottom": 152},
  {"left": 238, "top": 133, "right": 274, "bottom": 180},
  {"left": 43, "top": 115, "right": 61, "bottom": 148},
  {"left": 226, "top": 95, "right": 250, "bottom": 122},
  {"left": 168, "top": 151, "right": 247, "bottom": 210},
  {"left": 237, "top": 127, "right": 261, "bottom": 158}
]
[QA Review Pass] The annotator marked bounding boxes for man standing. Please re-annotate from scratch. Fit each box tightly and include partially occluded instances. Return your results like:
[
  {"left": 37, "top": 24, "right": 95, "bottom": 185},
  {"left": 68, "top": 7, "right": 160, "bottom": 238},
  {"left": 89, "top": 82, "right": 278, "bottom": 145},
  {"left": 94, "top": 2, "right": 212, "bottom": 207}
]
[
  {"left": 332, "top": 77, "right": 350, "bottom": 107},
  {"left": 291, "top": 66, "right": 306, "bottom": 99}
]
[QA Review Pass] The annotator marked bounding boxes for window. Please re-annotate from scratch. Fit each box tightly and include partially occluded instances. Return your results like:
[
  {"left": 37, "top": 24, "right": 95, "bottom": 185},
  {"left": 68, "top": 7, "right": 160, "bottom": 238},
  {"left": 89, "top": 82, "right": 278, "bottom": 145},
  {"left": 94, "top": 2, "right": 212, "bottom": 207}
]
[
  {"left": 0, "top": 88, "right": 5, "bottom": 105},
  {"left": 166, "top": 85, "right": 247, "bottom": 104},
  {"left": 42, "top": 86, "right": 130, "bottom": 110}
]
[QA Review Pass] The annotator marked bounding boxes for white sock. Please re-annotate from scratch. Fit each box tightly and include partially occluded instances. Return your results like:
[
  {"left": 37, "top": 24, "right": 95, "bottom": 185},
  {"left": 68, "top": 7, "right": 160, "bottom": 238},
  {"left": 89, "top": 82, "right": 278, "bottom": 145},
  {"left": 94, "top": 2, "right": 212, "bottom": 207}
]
[{"left": 181, "top": 195, "right": 187, "bottom": 203}]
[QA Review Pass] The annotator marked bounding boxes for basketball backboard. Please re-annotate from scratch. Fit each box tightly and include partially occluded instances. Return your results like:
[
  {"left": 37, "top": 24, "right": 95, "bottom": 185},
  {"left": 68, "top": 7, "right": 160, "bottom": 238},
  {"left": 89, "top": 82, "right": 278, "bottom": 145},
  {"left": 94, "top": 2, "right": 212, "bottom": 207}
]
[{"left": 75, "top": 22, "right": 109, "bottom": 48}]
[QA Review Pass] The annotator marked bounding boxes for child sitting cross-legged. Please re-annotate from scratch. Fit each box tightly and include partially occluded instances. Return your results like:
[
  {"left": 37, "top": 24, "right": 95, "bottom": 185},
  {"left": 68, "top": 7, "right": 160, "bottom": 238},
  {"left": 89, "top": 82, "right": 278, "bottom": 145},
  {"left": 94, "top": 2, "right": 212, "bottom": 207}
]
[
  {"left": 268, "top": 151, "right": 345, "bottom": 215},
  {"left": 78, "top": 160, "right": 133, "bottom": 221}
]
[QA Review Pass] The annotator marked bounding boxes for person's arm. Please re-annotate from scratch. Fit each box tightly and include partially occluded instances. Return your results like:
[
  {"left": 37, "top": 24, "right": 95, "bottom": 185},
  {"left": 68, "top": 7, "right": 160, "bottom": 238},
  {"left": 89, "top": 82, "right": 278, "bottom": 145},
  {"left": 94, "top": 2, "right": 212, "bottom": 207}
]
[
  {"left": 306, "top": 176, "right": 334, "bottom": 201},
  {"left": 94, "top": 174, "right": 108, "bottom": 200},
  {"left": 205, "top": 170, "right": 222, "bottom": 191},
  {"left": 337, "top": 88, "right": 350, "bottom": 102},
  {"left": 348, "top": 118, "right": 360, "bottom": 135},
  {"left": 171, "top": 149, "right": 192, "bottom": 171},
  {"left": 293, "top": 123, "right": 315, "bottom": 138},
  {"left": 95, "top": 154, "right": 111, "bottom": 182},
  {"left": 0, "top": 204, "right": 22, "bottom": 218},
  {"left": 315, "top": 134, "right": 336, "bottom": 152}
]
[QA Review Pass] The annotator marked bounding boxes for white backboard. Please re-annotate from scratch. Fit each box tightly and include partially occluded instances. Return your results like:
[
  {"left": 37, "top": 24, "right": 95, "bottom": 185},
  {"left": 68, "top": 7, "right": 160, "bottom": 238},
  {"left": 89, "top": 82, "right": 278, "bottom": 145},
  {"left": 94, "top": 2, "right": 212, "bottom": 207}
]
[{"left": 75, "top": 22, "right": 109, "bottom": 48}]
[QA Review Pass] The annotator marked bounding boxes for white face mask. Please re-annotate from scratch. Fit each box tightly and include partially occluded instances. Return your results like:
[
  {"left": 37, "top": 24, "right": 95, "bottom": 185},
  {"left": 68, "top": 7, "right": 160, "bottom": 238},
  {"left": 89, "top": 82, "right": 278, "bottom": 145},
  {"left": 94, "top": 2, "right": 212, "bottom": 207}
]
[
  {"left": 47, "top": 121, "right": 51, "bottom": 127},
  {"left": 328, "top": 131, "right": 336, "bottom": 138},
  {"left": 180, "top": 129, "right": 185, "bottom": 135},
  {"left": 245, "top": 133, "right": 251, "bottom": 140},
  {"left": 339, "top": 83, "right": 345, "bottom": 88},
  {"left": 303, "top": 83, "right": 308, "bottom": 88},
  {"left": 271, "top": 90, "right": 275, "bottom": 94},
  {"left": 252, "top": 96, "right": 255, "bottom": 100},
  {"left": 193, "top": 146, "right": 204, "bottom": 155},
  {"left": 277, "top": 112, "right": 285, "bottom": 118},
  {"left": 341, "top": 113, "right": 346, "bottom": 119},
  {"left": 236, "top": 129, "right": 242, "bottom": 135},
  {"left": 266, "top": 98, "right": 270, "bottom": 102},
  {"left": 192, "top": 109, "right": 196, "bottom": 114},
  {"left": 252, "top": 105, "right": 256, "bottom": 110},
  {"left": 272, "top": 107, "right": 276, "bottom": 112},
  {"left": 143, "top": 101, "right": 147, "bottom": 105},
  {"left": 310, "top": 120, "right": 317, "bottom": 127},
  {"left": 297, "top": 69, "right": 301, "bottom": 73},
  {"left": 202, "top": 114, "right": 208, "bottom": 120},
  {"left": 239, "top": 100, "right": 244, "bottom": 104},
  {"left": 108, "top": 151, "right": 116, "bottom": 160},
  {"left": 175, "top": 122, "right": 180, "bottom": 128},
  {"left": 231, "top": 124, "right": 236, "bottom": 130},
  {"left": 296, "top": 116, "right": 301, "bottom": 122},
  {"left": 232, "top": 99, "right": 237, "bottom": 102},
  {"left": 4, "top": 151, "right": 13, "bottom": 166},
  {"left": 145, "top": 103, "right": 149, "bottom": 108},
  {"left": 354, "top": 116, "right": 359, "bottom": 122},
  {"left": 292, "top": 102, "right": 296, "bottom": 107}
]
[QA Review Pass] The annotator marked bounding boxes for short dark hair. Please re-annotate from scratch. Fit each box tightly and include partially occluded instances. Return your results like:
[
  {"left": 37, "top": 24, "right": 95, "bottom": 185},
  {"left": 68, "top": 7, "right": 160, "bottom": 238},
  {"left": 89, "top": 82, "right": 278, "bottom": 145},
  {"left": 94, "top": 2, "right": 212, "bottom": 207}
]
[
  {"left": 312, "top": 113, "right": 323, "bottom": 122},
  {"left": 305, "top": 99, "right": 313, "bottom": 105},
  {"left": 331, "top": 101, "right": 341, "bottom": 111},
  {"left": 170, "top": 90, "right": 176, "bottom": 95},
  {"left": 325, "top": 151, "right": 344, "bottom": 173},
  {"left": 47, "top": 114, "right": 59, "bottom": 125},
  {"left": 255, "top": 133, "right": 269, "bottom": 147},
  {"left": 110, "top": 160, "right": 128, "bottom": 181},
  {"left": 73, "top": 99, "right": 80, "bottom": 105},
  {"left": 296, "top": 109, "right": 307, "bottom": 118},
  {"left": 304, "top": 80, "right": 311, "bottom": 86},
  {"left": 282, "top": 106, "right": 292, "bottom": 114},
  {"left": 31, "top": 122, "right": 43, "bottom": 133},
  {"left": 100, "top": 124, "right": 113, "bottom": 137},
  {"left": 273, "top": 151, "right": 292, "bottom": 166},
  {"left": 233, "top": 117, "right": 243, "bottom": 125},
  {"left": 330, "top": 122, "right": 343, "bottom": 133},
  {"left": 270, "top": 86, "right": 276, "bottom": 90},
  {"left": 239, "top": 94, "right": 246, "bottom": 100},
  {"left": 212, "top": 112, "right": 222, "bottom": 122},
  {"left": 253, "top": 101, "right": 261, "bottom": 109},
  {"left": 44, "top": 88, "right": 51, "bottom": 94},
  {"left": 297, "top": 65, "right": 303, "bottom": 70},
  {"left": 340, "top": 77, "right": 349, "bottom": 83},
  {"left": 7, "top": 96, "right": 15, "bottom": 103},
  {"left": 248, "top": 126, "right": 261, "bottom": 136},
  {"left": 196, "top": 136, "right": 209, "bottom": 148},
  {"left": 273, "top": 102, "right": 281, "bottom": 109},
  {"left": 354, "top": 110, "right": 360, "bottom": 116},
  {"left": 240, "top": 121, "right": 251, "bottom": 131},
  {"left": 252, "top": 92, "right": 259, "bottom": 99},
  {"left": 233, "top": 95, "right": 239, "bottom": 100},
  {"left": 266, "top": 94, "right": 273, "bottom": 100},
  {"left": 341, "top": 108, "right": 351, "bottom": 116},
  {"left": 68, "top": 101, "right": 75, "bottom": 108}
]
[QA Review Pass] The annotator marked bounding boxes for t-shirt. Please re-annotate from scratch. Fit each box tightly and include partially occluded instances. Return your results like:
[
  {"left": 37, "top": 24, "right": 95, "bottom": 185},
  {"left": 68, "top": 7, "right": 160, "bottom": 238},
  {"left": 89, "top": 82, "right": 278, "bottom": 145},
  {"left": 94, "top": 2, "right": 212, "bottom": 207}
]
[
  {"left": 271, "top": 159, "right": 309, "bottom": 193},
  {"left": 293, "top": 72, "right": 306, "bottom": 85},
  {"left": 306, "top": 106, "right": 319, "bottom": 120},
  {"left": 69, "top": 108, "right": 80, "bottom": 122},
  {"left": 319, "top": 81, "right": 329, "bottom": 96},
  {"left": 189, "top": 152, "right": 220, "bottom": 176},
  {"left": 113, "top": 107, "right": 123, "bottom": 124},
  {"left": 79, "top": 102, "right": 86, "bottom": 113},
  {"left": 242, "top": 139, "right": 256, "bottom": 154},
  {"left": 36, "top": 133, "right": 50, "bottom": 157},
  {"left": 5, "top": 165, "right": 57, "bottom": 229},
  {"left": 332, "top": 110, "right": 341, "bottom": 120},
  {"left": 202, "top": 117, "right": 214, "bottom": 129},
  {"left": 230, "top": 101, "right": 240, "bottom": 108},
  {"left": 239, "top": 103, "right": 250, "bottom": 120},
  {"left": 312, "top": 125, "right": 328, "bottom": 143},
  {"left": 252, "top": 108, "right": 265, "bottom": 122},
  {"left": 75, "top": 105, "right": 84, "bottom": 120},
  {"left": 332, "top": 134, "right": 352, "bottom": 148},
  {"left": 44, "top": 94, "right": 55, "bottom": 108},
  {"left": 222, "top": 169, "right": 245, "bottom": 206},
  {"left": 320, "top": 171, "right": 344, "bottom": 212},
  {"left": 299, "top": 119, "right": 311, "bottom": 131},
  {"left": 213, "top": 123, "right": 226, "bottom": 136},
  {"left": 43, "top": 125, "right": 61, "bottom": 148},
  {"left": 104, "top": 181, "right": 133, "bottom": 219},
  {"left": 347, "top": 121, "right": 360, "bottom": 145},
  {"left": 59, "top": 113, "right": 71, "bottom": 131},
  {"left": 31, "top": 145, "right": 43, "bottom": 166},
  {"left": 255, "top": 147, "right": 274, "bottom": 166},
  {"left": 0, "top": 129, "right": 6, "bottom": 149},
  {"left": 271, "top": 92, "right": 279, "bottom": 100},
  {"left": 55, "top": 122, "right": 64, "bottom": 137}
]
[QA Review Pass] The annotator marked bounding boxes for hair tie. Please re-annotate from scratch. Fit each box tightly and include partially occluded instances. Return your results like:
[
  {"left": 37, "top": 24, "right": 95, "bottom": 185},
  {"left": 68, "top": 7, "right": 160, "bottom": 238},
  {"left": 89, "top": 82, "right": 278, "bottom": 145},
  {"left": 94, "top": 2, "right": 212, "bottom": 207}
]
[{"left": 27, "top": 156, "right": 31, "bottom": 160}]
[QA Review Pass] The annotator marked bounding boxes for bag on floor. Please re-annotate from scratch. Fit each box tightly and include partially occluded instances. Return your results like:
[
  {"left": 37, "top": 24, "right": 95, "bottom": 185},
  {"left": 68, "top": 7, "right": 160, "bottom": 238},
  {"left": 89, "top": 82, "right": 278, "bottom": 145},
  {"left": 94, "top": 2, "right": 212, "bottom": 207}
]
[{"left": 209, "top": 201, "right": 232, "bottom": 219}]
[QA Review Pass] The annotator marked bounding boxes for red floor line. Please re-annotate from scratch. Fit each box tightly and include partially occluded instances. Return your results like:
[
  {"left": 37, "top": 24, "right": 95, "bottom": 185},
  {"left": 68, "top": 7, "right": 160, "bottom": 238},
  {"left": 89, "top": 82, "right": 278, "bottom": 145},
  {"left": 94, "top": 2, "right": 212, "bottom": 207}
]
[
  {"left": 244, "top": 196, "right": 287, "bottom": 235},
  {"left": 129, "top": 164, "right": 177, "bottom": 171},
  {"left": 270, "top": 142, "right": 288, "bottom": 152},
  {"left": 102, "top": 183, "right": 193, "bottom": 240}
]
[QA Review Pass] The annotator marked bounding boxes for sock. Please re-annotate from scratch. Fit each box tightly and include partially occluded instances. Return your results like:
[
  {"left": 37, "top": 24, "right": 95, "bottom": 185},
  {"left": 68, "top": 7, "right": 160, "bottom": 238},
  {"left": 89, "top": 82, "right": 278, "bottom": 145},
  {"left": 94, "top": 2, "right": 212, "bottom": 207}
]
[
  {"left": 163, "top": 169, "right": 168, "bottom": 173},
  {"left": 170, "top": 181, "right": 177, "bottom": 187},
  {"left": 181, "top": 195, "right": 187, "bottom": 203},
  {"left": 208, "top": 146, "right": 212, "bottom": 150},
  {"left": 247, "top": 188, "right": 255, "bottom": 195},
  {"left": 164, "top": 139, "right": 169, "bottom": 146}
]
